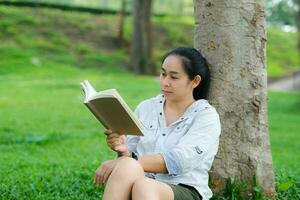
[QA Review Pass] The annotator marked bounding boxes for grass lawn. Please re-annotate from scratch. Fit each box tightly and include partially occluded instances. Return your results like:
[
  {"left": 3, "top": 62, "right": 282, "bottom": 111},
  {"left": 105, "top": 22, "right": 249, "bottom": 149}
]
[
  {"left": 269, "top": 91, "right": 300, "bottom": 176},
  {"left": 268, "top": 92, "right": 300, "bottom": 199}
]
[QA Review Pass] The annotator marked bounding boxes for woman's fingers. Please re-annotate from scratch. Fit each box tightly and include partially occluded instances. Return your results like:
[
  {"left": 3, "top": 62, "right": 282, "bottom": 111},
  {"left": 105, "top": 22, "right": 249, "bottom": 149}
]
[
  {"left": 95, "top": 170, "right": 100, "bottom": 186},
  {"left": 120, "top": 135, "right": 126, "bottom": 142},
  {"left": 106, "top": 137, "right": 121, "bottom": 144},
  {"left": 112, "top": 140, "right": 122, "bottom": 146},
  {"left": 102, "top": 167, "right": 113, "bottom": 184},
  {"left": 107, "top": 139, "right": 121, "bottom": 148},
  {"left": 104, "top": 129, "right": 112, "bottom": 135},
  {"left": 98, "top": 171, "right": 104, "bottom": 187},
  {"left": 115, "top": 144, "right": 127, "bottom": 152},
  {"left": 107, "top": 133, "right": 122, "bottom": 139},
  {"left": 95, "top": 166, "right": 106, "bottom": 187},
  {"left": 104, "top": 129, "right": 122, "bottom": 137},
  {"left": 104, "top": 130, "right": 127, "bottom": 153},
  {"left": 95, "top": 174, "right": 101, "bottom": 186},
  {"left": 94, "top": 160, "right": 118, "bottom": 187},
  {"left": 106, "top": 136, "right": 124, "bottom": 148},
  {"left": 105, "top": 131, "right": 124, "bottom": 144}
]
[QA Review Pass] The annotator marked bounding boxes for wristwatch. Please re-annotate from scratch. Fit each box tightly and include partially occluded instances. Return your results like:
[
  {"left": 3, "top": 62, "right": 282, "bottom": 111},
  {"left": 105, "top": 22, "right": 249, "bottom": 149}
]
[{"left": 131, "top": 152, "right": 138, "bottom": 160}]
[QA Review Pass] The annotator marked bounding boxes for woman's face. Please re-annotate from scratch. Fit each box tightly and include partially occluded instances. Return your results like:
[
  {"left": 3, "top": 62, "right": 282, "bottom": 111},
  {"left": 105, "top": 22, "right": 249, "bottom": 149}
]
[{"left": 160, "top": 55, "right": 198, "bottom": 102}]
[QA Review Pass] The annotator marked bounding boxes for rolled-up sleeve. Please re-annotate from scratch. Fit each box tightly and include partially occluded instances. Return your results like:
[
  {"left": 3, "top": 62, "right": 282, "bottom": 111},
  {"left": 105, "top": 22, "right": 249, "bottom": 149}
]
[{"left": 161, "top": 108, "right": 221, "bottom": 175}]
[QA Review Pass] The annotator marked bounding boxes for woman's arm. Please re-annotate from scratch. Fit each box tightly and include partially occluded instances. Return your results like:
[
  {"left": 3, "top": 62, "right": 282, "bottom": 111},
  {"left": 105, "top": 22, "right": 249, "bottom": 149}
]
[{"left": 137, "top": 154, "right": 168, "bottom": 173}]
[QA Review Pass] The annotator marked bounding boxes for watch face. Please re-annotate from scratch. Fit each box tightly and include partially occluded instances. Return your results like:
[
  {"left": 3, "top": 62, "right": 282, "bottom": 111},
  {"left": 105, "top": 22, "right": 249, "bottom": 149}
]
[{"left": 132, "top": 152, "right": 138, "bottom": 160}]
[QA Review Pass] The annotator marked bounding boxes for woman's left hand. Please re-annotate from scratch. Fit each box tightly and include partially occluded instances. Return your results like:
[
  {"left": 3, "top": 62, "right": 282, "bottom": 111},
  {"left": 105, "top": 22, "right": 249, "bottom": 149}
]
[{"left": 94, "top": 157, "right": 123, "bottom": 187}]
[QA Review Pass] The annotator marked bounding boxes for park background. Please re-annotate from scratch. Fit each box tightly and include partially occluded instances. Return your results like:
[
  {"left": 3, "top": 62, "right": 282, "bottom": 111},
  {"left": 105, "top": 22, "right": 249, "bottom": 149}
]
[{"left": 0, "top": 0, "right": 299, "bottom": 199}]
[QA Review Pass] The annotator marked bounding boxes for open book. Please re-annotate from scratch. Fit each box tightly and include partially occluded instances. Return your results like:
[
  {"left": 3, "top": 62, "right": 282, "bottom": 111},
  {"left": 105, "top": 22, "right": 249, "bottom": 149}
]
[{"left": 80, "top": 80, "right": 144, "bottom": 136}]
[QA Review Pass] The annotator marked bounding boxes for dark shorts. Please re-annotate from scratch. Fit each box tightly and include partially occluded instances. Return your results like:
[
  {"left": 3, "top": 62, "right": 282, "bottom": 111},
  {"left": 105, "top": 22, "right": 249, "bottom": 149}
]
[{"left": 167, "top": 183, "right": 202, "bottom": 200}]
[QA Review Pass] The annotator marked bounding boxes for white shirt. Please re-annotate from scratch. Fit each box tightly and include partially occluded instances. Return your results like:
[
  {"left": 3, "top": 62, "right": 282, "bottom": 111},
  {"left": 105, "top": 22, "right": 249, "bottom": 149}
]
[{"left": 126, "top": 94, "right": 221, "bottom": 200}]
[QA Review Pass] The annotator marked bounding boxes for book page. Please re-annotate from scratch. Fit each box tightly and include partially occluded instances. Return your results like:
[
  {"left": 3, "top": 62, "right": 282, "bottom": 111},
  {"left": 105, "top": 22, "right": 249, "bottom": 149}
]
[{"left": 80, "top": 80, "right": 97, "bottom": 102}]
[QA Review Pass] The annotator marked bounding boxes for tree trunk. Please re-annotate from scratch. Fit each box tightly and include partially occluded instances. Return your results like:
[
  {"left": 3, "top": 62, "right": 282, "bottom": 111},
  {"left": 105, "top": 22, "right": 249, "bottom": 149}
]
[
  {"left": 131, "top": 0, "right": 146, "bottom": 74},
  {"left": 118, "top": 0, "right": 126, "bottom": 45},
  {"left": 194, "top": 0, "right": 276, "bottom": 198},
  {"left": 144, "top": 0, "right": 156, "bottom": 75},
  {"left": 132, "top": 0, "right": 145, "bottom": 73},
  {"left": 131, "top": 0, "right": 154, "bottom": 74}
]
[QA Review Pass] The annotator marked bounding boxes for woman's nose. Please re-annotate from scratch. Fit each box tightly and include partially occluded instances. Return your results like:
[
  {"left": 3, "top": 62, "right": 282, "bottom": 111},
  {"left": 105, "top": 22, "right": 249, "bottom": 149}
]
[{"left": 162, "top": 78, "right": 170, "bottom": 87}]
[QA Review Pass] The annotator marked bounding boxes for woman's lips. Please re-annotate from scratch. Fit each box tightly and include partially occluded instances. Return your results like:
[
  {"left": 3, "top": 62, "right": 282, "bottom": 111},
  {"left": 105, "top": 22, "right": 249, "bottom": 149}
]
[{"left": 162, "top": 90, "right": 173, "bottom": 95}]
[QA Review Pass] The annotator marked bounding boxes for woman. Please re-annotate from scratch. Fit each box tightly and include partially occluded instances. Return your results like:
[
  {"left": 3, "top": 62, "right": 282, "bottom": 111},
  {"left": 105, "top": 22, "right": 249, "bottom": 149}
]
[{"left": 94, "top": 47, "right": 221, "bottom": 200}]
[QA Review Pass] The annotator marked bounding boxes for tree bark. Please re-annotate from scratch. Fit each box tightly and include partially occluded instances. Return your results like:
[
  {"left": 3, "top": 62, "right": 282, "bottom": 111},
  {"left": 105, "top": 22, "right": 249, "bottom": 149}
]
[{"left": 194, "top": 0, "right": 276, "bottom": 198}]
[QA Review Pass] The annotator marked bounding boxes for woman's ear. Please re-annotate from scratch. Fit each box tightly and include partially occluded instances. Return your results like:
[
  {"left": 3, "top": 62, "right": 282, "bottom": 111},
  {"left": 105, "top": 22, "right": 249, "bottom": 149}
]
[{"left": 193, "top": 75, "right": 201, "bottom": 88}]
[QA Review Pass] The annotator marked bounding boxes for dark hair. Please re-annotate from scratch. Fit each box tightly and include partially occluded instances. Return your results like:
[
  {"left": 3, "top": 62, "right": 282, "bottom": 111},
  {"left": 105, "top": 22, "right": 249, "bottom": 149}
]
[{"left": 162, "top": 47, "right": 210, "bottom": 100}]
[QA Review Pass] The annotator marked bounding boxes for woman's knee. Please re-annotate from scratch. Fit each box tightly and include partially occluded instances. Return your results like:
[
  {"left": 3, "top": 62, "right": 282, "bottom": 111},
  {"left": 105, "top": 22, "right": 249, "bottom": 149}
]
[
  {"left": 112, "top": 157, "right": 144, "bottom": 178},
  {"left": 132, "top": 178, "right": 158, "bottom": 199}
]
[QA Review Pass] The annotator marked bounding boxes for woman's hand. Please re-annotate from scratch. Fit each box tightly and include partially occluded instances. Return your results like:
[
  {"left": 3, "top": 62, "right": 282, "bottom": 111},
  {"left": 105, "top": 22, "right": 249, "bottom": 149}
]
[
  {"left": 94, "top": 157, "right": 122, "bottom": 187},
  {"left": 105, "top": 129, "right": 130, "bottom": 156}
]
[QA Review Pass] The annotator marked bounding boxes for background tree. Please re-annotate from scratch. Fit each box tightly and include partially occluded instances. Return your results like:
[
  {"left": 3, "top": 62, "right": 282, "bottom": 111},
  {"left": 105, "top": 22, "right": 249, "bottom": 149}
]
[
  {"left": 131, "top": 0, "right": 155, "bottom": 74},
  {"left": 144, "top": 0, "right": 155, "bottom": 75},
  {"left": 194, "top": 0, "right": 276, "bottom": 198},
  {"left": 118, "top": 0, "right": 126, "bottom": 45},
  {"left": 294, "top": 0, "right": 300, "bottom": 58},
  {"left": 266, "top": 0, "right": 297, "bottom": 26}
]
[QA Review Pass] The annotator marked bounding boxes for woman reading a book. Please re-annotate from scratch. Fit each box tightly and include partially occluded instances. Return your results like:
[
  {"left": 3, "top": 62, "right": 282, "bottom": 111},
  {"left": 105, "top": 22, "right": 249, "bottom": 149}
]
[{"left": 94, "top": 47, "right": 221, "bottom": 200}]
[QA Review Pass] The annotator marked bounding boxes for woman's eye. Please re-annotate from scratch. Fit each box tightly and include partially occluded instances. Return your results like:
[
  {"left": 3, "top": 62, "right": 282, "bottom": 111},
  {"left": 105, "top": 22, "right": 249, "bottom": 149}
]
[{"left": 160, "top": 73, "right": 177, "bottom": 79}]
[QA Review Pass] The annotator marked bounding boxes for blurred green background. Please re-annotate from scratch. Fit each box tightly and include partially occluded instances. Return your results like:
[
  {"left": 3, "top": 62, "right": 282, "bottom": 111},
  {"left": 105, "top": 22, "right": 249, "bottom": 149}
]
[{"left": 0, "top": 0, "right": 299, "bottom": 199}]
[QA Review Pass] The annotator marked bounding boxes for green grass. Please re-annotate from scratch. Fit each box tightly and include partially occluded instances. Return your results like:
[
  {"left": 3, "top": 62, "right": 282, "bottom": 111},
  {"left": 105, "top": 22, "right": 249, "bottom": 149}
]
[
  {"left": 269, "top": 92, "right": 300, "bottom": 175},
  {"left": 268, "top": 92, "right": 300, "bottom": 199},
  {"left": 0, "top": 5, "right": 299, "bottom": 199}
]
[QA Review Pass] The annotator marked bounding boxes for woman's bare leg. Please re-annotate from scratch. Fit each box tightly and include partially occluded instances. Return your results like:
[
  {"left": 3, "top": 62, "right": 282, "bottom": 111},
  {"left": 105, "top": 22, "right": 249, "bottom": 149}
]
[
  {"left": 102, "top": 157, "right": 145, "bottom": 200},
  {"left": 132, "top": 177, "right": 174, "bottom": 200}
]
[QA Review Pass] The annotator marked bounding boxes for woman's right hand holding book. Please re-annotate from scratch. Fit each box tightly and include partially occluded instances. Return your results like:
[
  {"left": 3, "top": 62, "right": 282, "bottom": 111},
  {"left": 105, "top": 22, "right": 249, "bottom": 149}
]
[
  {"left": 104, "top": 129, "right": 130, "bottom": 157},
  {"left": 93, "top": 130, "right": 130, "bottom": 188}
]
